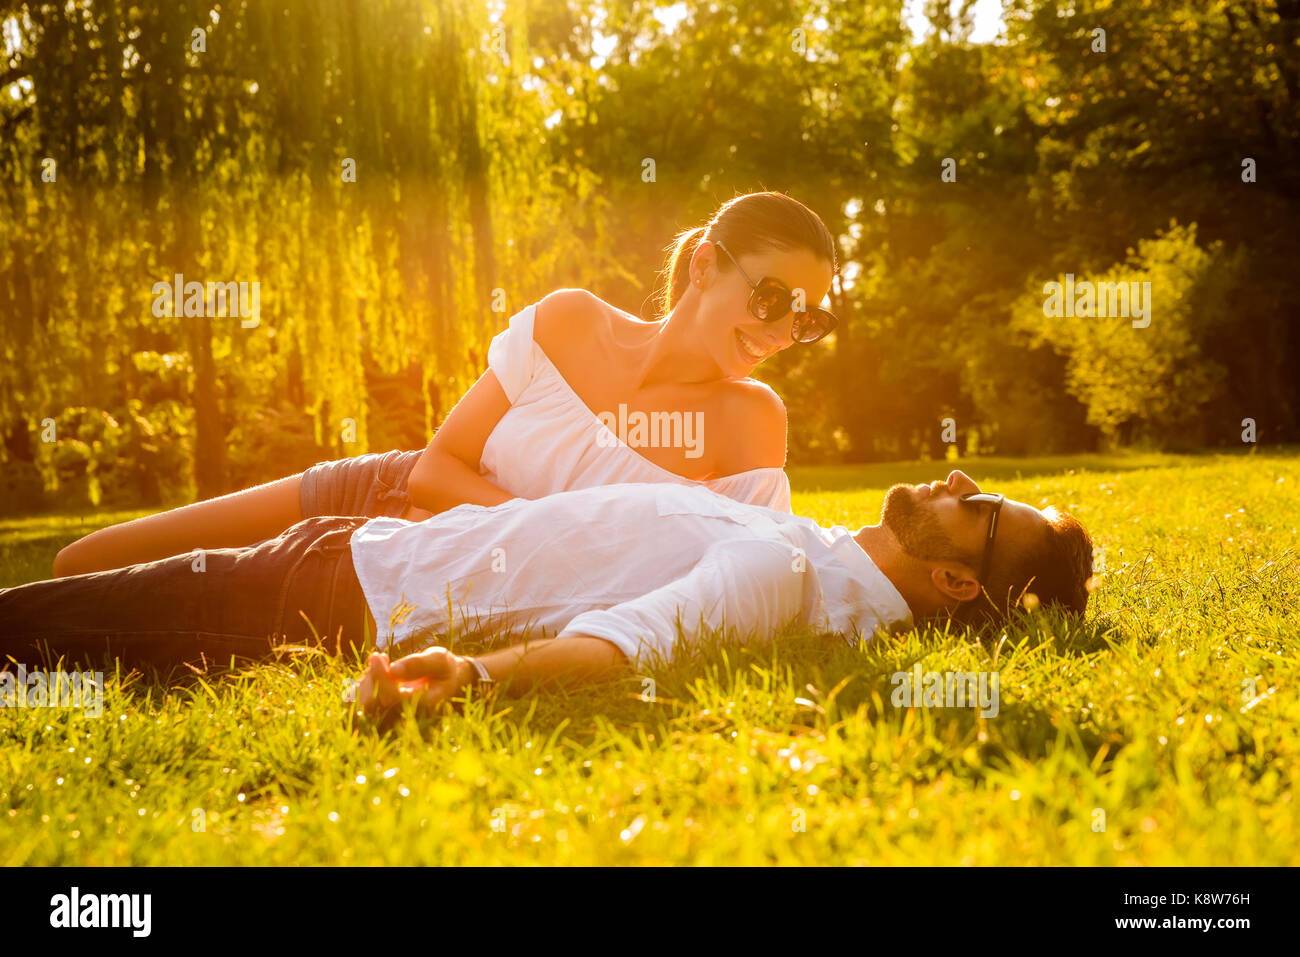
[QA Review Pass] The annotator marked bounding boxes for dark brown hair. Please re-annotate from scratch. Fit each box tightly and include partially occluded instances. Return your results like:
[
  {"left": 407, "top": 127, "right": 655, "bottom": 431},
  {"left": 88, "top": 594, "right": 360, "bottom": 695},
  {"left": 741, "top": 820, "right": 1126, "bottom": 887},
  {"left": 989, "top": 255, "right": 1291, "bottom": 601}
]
[
  {"left": 955, "top": 507, "right": 1095, "bottom": 626},
  {"left": 656, "top": 191, "right": 837, "bottom": 320}
]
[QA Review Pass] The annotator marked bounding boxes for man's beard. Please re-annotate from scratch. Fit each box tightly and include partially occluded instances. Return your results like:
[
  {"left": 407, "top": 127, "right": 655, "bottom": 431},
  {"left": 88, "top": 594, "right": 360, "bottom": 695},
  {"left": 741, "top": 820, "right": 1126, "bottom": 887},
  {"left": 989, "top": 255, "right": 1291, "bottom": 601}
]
[{"left": 880, "top": 484, "right": 965, "bottom": 562}]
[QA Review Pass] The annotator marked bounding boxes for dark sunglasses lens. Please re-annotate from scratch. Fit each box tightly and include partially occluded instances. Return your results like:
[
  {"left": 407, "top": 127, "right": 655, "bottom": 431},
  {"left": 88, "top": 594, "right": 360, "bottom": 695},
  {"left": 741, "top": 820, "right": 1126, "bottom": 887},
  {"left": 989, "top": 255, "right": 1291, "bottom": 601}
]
[
  {"left": 794, "top": 308, "right": 837, "bottom": 343},
  {"left": 750, "top": 279, "right": 792, "bottom": 321}
]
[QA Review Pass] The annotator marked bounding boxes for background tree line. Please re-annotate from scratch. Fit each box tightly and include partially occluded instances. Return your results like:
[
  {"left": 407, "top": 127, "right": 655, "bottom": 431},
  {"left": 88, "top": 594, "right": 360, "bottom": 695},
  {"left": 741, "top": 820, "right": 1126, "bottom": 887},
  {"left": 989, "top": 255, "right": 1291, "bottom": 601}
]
[{"left": 1, "top": 0, "right": 1296, "bottom": 511}]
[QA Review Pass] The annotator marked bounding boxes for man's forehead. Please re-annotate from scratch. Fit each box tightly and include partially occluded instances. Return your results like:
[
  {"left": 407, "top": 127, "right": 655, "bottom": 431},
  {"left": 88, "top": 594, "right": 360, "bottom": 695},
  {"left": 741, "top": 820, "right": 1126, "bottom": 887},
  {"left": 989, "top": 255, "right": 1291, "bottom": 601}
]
[
  {"left": 1001, "top": 496, "right": 1038, "bottom": 517},
  {"left": 999, "top": 497, "right": 1050, "bottom": 543}
]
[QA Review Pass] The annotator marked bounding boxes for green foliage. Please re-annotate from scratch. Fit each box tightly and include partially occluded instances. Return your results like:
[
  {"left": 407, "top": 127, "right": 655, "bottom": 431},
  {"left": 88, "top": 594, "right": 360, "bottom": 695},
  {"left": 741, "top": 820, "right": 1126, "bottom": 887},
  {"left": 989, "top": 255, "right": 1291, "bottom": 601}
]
[
  {"left": 0, "top": 0, "right": 617, "bottom": 502},
  {"left": 28, "top": 401, "right": 192, "bottom": 510},
  {"left": 1014, "top": 223, "right": 1244, "bottom": 447},
  {"left": 2, "top": 0, "right": 1298, "bottom": 506}
]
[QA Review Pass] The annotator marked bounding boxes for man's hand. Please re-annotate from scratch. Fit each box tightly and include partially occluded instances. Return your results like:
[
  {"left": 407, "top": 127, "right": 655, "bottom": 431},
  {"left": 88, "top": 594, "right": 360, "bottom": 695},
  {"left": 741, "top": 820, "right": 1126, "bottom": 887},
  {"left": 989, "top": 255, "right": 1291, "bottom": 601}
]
[
  {"left": 354, "top": 647, "right": 475, "bottom": 719},
  {"left": 350, "top": 635, "right": 627, "bottom": 724}
]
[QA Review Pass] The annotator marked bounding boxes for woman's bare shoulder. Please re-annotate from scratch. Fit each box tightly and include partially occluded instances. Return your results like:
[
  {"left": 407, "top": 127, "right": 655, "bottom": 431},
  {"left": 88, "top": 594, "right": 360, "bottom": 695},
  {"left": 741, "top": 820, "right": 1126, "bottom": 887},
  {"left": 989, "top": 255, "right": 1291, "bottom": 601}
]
[
  {"left": 724, "top": 375, "right": 786, "bottom": 412},
  {"left": 533, "top": 288, "right": 655, "bottom": 354},
  {"left": 715, "top": 377, "right": 788, "bottom": 469}
]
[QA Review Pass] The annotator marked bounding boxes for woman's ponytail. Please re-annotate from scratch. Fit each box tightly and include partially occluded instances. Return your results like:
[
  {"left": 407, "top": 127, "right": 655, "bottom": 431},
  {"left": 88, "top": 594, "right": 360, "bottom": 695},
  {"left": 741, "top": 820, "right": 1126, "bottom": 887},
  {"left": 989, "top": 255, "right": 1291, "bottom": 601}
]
[{"left": 658, "top": 225, "right": 709, "bottom": 319}]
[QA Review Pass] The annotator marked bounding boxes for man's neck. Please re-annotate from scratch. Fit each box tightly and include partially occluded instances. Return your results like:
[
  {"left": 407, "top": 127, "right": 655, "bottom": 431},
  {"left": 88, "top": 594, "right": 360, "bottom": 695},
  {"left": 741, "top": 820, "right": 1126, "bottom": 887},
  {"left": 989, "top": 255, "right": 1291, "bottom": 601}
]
[{"left": 853, "top": 523, "right": 927, "bottom": 622}]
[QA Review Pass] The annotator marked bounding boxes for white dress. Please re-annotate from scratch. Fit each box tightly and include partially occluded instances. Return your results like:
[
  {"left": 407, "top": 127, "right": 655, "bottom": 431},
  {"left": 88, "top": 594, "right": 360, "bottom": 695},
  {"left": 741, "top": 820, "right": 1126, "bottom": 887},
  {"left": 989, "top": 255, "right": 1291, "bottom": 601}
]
[{"left": 477, "top": 301, "right": 793, "bottom": 512}]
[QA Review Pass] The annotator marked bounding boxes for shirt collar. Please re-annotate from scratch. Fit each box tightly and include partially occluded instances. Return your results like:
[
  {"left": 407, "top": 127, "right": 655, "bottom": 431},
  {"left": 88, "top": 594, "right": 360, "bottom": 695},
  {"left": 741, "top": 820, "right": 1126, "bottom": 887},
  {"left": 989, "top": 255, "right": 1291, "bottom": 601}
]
[{"left": 827, "top": 528, "right": 914, "bottom": 633}]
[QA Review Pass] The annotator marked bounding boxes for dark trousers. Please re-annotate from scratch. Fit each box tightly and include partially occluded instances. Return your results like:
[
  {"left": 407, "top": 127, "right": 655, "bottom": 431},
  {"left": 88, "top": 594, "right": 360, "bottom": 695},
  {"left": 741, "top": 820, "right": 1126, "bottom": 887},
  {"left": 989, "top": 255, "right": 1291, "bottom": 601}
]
[
  {"left": 299, "top": 449, "right": 422, "bottom": 518},
  {"left": 0, "top": 517, "right": 372, "bottom": 674}
]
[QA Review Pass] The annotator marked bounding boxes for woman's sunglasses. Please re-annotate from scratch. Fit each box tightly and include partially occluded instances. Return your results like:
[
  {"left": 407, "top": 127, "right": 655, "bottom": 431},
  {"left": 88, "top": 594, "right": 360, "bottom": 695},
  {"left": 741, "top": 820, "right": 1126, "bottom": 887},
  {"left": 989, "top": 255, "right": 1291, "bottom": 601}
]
[{"left": 714, "top": 240, "right": 838, "bottom": 344}]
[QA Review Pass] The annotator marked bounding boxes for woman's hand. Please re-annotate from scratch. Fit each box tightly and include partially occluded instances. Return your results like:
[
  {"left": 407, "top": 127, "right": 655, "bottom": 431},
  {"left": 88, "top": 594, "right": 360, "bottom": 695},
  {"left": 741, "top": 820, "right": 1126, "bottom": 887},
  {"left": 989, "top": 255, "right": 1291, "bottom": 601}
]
[{"left": 354, "top": 648, "right": 475, "bottom": 719}]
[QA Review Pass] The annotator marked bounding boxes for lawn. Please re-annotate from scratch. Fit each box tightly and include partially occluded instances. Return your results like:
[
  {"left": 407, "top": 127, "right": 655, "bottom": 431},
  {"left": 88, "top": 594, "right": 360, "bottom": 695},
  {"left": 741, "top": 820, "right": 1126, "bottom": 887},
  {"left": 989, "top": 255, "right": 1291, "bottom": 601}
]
[{"left": 1, "top": 449, "right": 1297, "bottom": 865}]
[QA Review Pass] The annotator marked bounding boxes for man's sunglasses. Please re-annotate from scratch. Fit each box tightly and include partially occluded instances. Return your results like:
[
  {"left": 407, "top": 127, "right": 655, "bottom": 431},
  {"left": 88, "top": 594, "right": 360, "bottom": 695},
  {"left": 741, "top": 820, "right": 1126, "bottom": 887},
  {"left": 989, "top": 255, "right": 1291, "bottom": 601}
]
[
  {"left": 713, "top": 240, "right": 838, "bottom": 344},
  {"left": 960, "top": 491, "right": 1004, "bottom": 586}
]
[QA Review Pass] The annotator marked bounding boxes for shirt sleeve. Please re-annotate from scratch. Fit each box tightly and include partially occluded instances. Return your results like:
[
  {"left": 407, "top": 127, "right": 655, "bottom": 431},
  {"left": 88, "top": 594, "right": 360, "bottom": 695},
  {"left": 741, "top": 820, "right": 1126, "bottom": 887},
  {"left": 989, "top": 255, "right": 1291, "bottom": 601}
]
[
  {"left": 486, "top": 302, "right": 538, "bottom": 403},
  {"left": 556, "top": 537, "right": 807, "bottom": 669}
]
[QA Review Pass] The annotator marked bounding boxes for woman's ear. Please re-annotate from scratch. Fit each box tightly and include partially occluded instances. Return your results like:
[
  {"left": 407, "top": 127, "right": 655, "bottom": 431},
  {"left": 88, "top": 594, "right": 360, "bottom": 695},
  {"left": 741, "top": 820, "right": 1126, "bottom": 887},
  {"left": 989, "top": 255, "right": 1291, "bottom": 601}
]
[
  {"left": 930, "top": 563, "right": 981, "bottom": 604},
  {"left": 691, "top": 241, "right": 715, "bottom": 289}
]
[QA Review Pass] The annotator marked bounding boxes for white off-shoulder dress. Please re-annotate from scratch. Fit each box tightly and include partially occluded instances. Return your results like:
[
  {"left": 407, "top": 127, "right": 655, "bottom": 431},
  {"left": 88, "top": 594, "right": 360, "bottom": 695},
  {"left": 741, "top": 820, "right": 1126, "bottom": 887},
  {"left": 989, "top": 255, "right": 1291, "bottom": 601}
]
[
  {"left": 298, "top": 300, "right": 792, "bottom": 518},
  {"left": 477, "top": 301, "right": 792, "bottom": 512}
]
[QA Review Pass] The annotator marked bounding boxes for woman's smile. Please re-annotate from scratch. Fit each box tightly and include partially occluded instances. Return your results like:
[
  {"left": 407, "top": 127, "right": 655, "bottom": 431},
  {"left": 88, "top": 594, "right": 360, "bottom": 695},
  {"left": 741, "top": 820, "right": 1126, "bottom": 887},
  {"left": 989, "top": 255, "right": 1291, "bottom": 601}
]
[{"left": 735, "top": 327, "right": 770, "bottom": 362}]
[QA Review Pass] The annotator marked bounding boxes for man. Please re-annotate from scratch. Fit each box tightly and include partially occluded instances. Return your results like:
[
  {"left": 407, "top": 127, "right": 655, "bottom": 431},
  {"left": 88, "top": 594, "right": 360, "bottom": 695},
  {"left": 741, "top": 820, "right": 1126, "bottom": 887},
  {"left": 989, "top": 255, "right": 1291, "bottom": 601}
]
[{"left": 0, "top": 470, "right": 1093, "bottom": 718}]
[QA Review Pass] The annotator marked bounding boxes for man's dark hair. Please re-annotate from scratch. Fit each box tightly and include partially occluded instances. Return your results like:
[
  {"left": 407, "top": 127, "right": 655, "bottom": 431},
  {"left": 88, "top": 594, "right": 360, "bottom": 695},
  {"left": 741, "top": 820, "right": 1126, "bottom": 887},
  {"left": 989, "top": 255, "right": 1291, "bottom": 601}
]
[{"left": 952, "top": 507, "right": 1094, "bottom": 627}]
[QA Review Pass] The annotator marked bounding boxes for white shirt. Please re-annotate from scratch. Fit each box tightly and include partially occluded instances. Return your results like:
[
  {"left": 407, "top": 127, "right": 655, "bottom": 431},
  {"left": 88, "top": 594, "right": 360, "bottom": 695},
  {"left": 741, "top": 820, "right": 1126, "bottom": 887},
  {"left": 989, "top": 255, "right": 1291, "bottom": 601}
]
[
  {"left": 349, "top": 482, "right": 913, "bottom": 668},
  {"left": 478, "top": 301, "right": 792, "bottom": 511}
]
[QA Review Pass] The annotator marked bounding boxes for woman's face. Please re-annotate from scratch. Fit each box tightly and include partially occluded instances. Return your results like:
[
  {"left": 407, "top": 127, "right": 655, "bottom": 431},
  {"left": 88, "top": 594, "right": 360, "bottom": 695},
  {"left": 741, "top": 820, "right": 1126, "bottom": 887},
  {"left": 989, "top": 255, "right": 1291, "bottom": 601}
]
[{"left": 691, "top": 241, "right": 835, "bottom": 378}]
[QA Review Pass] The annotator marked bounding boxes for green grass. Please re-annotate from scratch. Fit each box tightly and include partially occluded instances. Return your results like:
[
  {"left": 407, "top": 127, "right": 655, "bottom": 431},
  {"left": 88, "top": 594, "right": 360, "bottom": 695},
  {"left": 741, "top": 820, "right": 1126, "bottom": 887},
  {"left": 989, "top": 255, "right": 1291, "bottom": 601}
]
[{"left": 2, "top": 449, "right": 1297, "bottom": 864}]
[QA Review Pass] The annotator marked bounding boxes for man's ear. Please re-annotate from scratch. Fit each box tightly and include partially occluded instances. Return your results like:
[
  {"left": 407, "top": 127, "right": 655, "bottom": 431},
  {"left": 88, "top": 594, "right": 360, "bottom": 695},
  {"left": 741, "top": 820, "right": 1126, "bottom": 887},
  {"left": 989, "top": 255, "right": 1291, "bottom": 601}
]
[{"left": 929, "top": 563, "right": 981, "bottom": 605}]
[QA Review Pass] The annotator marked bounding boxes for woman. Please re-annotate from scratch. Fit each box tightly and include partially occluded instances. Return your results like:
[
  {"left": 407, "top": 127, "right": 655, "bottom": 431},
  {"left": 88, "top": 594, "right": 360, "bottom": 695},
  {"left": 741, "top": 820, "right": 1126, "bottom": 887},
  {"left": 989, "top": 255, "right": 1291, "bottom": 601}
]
[{"left": 52, "top": 190, "right": 840, "bottom": 578}]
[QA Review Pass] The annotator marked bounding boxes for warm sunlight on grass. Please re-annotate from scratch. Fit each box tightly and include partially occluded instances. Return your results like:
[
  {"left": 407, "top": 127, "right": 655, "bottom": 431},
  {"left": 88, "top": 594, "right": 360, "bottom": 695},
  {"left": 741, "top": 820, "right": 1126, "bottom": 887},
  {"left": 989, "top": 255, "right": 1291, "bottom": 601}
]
[{"left": 2, "top": 450, "right": 1297, "bottom": 864}]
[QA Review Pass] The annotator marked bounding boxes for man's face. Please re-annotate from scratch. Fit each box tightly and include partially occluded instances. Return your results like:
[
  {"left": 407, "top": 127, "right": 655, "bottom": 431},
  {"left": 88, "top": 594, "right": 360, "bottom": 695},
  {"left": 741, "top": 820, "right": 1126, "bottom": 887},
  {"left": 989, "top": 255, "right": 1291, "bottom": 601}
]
[{"left": 880, "top": 470, "right": 1050, "bottom": 580}]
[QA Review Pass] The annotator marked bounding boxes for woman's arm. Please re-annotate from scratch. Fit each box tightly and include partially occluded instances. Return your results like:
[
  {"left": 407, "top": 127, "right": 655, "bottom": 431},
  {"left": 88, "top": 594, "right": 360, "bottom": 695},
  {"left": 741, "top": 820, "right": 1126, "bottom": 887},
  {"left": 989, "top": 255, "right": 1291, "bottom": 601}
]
[
  {"left": 52, "top": 292, "right": 561, "bottom": 573},
  {"left": 404, "top": 367, "right": 517, "bottom": 514},
  {"left": 51, "top": 369, "right": 516, "bottom": 575},
  {"left": 406, "top": 289, "right": 592, "bottom": 514}
]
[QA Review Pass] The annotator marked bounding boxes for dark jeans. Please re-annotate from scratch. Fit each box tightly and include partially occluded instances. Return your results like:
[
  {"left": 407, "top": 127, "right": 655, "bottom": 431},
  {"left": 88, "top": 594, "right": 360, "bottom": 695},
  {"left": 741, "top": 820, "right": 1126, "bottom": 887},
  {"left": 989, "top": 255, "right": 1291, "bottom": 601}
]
[
  {"left": 0, "top": 516, "right": 372, "bottom": 674},
  {"left": 298, "top": 449, "right": 423, "bottom": 519}
]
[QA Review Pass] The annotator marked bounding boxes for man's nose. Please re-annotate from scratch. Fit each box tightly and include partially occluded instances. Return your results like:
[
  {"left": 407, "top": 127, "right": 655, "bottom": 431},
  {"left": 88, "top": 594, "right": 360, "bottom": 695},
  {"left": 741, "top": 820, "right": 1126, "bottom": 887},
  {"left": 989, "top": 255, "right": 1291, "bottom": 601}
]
[{"left": 947, "top": 470, "right": 981, "bottom": 496}]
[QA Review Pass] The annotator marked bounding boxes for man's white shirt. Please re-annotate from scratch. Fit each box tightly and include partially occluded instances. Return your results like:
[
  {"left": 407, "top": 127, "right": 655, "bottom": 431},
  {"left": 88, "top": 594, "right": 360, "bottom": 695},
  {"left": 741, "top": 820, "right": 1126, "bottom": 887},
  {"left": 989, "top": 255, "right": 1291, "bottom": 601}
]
[{"left": 349, "top": 482, "right": 913, "bottom": 668}]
